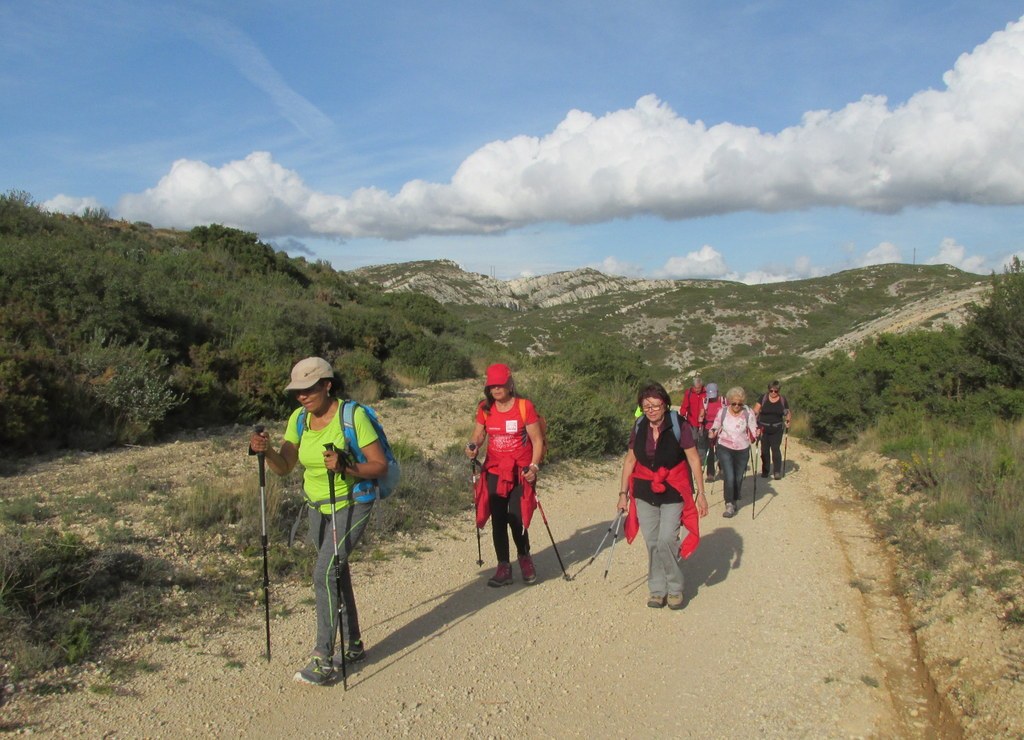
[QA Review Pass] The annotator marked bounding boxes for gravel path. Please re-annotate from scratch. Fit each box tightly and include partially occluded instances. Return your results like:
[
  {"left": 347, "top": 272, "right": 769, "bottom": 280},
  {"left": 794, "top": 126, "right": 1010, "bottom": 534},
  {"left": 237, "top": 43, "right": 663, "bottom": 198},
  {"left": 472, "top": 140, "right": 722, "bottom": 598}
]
[{"left": 19, "top": 402, "right": 948, "bottom": 737}]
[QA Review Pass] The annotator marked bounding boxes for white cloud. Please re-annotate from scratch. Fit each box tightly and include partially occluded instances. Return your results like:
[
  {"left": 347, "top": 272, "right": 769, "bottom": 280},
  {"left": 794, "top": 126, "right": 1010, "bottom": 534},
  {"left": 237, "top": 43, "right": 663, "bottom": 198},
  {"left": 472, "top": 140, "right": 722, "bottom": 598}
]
[
  {"left": 118, "top": 16, "right": 1024, "bottom": 241},
  {"left": 858, "top": 241, "right": 903, "bottom": 266},
  {"left": 595, "top": 256, "right": 645, "bottom": 277},
  {"left": 1003, "top": 251, "right": 1024, "bottom": 269},
  {"left": 737, "top": 270, "right": 794, "bottom": 285},
  {"left": 925, "top": 237, "right": 987, "bottom": 273},
  {"left": 793, "top": 255, "right": 827, "bottom": 279},
  {"left": 43, "top": 194, "right": 104, "bottom": 215},
  {"left": 655, "top": 245, "right": 729, "bottom": 278}
]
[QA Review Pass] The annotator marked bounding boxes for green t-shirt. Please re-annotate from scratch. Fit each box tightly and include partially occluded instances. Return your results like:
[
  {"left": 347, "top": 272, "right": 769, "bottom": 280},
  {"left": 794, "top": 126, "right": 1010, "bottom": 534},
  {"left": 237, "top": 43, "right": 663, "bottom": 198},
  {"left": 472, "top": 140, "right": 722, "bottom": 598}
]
[{"left": 284, "top": 401, "right": 379, "bottom": 513}]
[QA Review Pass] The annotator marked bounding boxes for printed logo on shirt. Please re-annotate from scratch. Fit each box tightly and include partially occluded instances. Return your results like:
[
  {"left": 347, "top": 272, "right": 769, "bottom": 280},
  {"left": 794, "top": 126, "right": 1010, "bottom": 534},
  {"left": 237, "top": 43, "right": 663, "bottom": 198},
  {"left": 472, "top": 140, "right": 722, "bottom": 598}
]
[{"left": 505, "top": 419, "right": 519, "bottom": 434}]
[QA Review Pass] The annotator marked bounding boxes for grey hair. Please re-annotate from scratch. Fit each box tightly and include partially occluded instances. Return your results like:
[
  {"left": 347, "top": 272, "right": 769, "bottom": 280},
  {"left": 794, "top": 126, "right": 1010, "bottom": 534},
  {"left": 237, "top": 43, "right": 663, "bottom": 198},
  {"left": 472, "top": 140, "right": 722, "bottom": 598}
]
[{"left": 725, "top": 386, "right": 747, "bottom": 404}]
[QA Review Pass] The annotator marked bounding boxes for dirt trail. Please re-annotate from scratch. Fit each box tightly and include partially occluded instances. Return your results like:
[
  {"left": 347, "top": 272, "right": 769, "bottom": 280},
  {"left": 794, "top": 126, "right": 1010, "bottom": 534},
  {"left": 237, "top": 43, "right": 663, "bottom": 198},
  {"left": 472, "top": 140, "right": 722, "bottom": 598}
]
[{"left": 12, "top": 382, "right": 952, "bottom": 737}]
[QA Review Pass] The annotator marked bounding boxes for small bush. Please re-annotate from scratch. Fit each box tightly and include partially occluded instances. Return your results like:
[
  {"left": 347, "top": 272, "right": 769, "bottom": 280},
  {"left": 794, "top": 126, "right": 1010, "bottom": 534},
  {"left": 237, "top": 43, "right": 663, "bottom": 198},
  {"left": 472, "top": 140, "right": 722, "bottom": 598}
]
[{"left": 0, "top": 528, "right": 165, "bottom": 677}]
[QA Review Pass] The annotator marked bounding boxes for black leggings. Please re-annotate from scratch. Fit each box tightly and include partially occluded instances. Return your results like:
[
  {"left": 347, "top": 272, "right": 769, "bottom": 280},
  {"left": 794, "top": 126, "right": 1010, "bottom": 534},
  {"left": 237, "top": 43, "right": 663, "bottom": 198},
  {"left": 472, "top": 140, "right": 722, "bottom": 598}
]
[
  {"left": 760, "top": 426, "right": 784, "bottom": 475},
  {"left": 487, "top": 473, "right": 530, "bottom": 562}
]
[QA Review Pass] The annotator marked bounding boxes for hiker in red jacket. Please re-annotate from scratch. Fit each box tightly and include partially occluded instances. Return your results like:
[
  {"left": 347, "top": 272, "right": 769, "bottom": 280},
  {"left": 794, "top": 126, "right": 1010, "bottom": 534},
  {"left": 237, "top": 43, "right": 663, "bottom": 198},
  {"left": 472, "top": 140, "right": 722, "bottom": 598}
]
[
  {"left": 681, "top": 373, "right": 708, "bottom": 464},
  {"left": 701, "top": 382, "right": 724, "bottom": 482},
  {"left": 617, "top": 382, "right": 708, "bottom": 610},
  {"left": 466, "top": 364, "right": 545, "bottom": 587}
]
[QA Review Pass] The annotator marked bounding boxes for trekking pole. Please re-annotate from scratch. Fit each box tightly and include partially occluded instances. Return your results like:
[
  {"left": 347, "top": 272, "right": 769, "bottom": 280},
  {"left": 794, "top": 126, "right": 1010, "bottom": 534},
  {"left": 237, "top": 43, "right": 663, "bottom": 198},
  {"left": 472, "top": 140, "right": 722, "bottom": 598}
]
[
  {"left": 782, "top": 429, "right": 789, "bottom": 478},
  {"left": 254, "top": 425, "right": 271, "bottom": 662},
  {"left": 534, "top": 492, "right": 571, "bottom": 581},
  {"left": 324, "top": 443, "right": 348, "bottom": 690},
  {"left": 706, "top": 447, "right": 716, "bottom": 503},
  {"left": 603, "top": 510, "right": 624, "bottom": 579},
  {"left": 470, "top": 459, "right": 483, "bottom": 567},
  {"left": 750, "top": 441, "right": 758, "bottom": 521},
  {"left": 587, "top": 510, "right": 623, "bottom": 568}
]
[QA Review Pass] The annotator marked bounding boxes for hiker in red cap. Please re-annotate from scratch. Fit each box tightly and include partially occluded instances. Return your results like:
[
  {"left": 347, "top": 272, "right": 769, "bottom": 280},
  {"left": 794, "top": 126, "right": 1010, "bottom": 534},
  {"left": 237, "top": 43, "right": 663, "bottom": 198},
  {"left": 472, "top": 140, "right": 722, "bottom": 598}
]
[
  {"left": 465, "top": 363, "right": 545, "bottom": 586},
  {"left": 617, "top": 382, "right": 708, "bottom": 610}
]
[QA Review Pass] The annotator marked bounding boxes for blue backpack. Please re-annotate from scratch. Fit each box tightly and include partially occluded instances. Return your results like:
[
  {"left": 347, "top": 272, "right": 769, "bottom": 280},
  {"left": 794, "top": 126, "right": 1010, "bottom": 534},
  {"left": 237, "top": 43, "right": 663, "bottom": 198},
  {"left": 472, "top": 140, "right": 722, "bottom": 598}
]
[
  {"left": 298, "top": 400, "right": 401, "bottom": 503},
  {"left": 632, "top": 409, "right": 684, "bottom": 444}
]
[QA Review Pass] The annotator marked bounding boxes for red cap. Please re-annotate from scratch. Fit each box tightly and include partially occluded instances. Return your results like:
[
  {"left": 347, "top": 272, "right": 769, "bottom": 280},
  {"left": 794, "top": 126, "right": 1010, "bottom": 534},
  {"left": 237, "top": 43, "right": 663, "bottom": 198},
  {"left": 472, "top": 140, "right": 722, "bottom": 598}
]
[{"left": 485, "top": 363, "right": 512, "bottom": 387}]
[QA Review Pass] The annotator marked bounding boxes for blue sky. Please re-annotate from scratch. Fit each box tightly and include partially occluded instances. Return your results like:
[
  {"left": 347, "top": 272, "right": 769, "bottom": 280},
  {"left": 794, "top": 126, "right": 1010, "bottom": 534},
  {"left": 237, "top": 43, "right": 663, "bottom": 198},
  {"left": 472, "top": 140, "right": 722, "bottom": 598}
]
[{"left": 4, "top": 1, "right": 1024, "bottom": 282}]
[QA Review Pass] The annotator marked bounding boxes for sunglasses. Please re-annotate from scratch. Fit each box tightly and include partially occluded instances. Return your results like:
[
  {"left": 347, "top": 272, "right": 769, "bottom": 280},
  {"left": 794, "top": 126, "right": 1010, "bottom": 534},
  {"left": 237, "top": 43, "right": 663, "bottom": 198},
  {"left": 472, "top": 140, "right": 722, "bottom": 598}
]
[
  {"left": 729, "top": 402, "right": 744, "bottom": 407},
  {"left": 293, "top": 381, "right": 323, "bottom": 397},
  {"left": 641, "top": 403, "right": 665, "bottom": 412}
]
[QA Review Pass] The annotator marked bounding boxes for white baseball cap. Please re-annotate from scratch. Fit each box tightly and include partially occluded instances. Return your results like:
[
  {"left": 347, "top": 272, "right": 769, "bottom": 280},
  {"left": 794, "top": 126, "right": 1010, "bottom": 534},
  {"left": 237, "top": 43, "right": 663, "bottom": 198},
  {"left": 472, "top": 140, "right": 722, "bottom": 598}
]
[{"left": 284, "top": 357, "right": 334, "bottom": 391}]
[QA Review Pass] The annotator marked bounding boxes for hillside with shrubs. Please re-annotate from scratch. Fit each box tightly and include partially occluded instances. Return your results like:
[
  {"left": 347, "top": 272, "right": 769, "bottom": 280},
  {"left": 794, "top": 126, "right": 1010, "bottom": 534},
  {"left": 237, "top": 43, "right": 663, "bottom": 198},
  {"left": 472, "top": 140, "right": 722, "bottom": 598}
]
[{"left": 0, "top": 191, "right": 489, "bottom": 453}]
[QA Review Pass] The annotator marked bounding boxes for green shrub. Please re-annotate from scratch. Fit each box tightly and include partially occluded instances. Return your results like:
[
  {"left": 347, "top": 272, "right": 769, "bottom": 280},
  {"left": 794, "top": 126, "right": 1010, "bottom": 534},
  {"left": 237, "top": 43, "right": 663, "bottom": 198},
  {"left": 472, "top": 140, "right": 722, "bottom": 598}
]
[
  {"left": 77, "top": 331, "right": 185, "bottom": 443},
  {"left": 965, "top": 256, "right": 1024, "bottom": 388},
  {"left": 528, "top": 376, "right": 632, "bottom": 460},
  {"left": 0, "top": 528, "right": 165, "bottom": 676},
  {"left": 390, "top": 335, "right": 475, "bottom": 384}
]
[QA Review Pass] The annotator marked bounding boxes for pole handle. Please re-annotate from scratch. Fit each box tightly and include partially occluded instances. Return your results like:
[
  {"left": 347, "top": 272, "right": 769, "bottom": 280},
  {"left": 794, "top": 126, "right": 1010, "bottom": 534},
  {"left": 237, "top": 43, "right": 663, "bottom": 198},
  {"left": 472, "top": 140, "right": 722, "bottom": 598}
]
[{"left": 254, "top": 425, "right": 267, "bottom": 485}]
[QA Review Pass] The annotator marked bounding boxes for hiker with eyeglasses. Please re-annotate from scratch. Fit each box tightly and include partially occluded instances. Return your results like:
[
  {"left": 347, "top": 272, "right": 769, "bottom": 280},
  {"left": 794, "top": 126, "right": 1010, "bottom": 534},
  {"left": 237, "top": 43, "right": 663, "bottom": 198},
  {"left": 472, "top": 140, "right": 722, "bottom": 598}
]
[
  {"left": 617, "top": 382, "right": 708, "bottom": 610},
  {"left": 708, "top": 387, "right": 759, "bottom": 518},
  {"left": 752, "top": 380, "right": 791, "bottom": 480}
]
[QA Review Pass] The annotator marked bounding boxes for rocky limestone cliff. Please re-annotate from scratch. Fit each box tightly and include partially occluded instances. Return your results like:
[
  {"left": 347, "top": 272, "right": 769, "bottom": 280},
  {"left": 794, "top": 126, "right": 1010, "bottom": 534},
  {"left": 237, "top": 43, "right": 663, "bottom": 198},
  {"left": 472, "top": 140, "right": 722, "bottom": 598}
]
[{"left": 354, "top": 259, "right": 701, "bottom": 309}]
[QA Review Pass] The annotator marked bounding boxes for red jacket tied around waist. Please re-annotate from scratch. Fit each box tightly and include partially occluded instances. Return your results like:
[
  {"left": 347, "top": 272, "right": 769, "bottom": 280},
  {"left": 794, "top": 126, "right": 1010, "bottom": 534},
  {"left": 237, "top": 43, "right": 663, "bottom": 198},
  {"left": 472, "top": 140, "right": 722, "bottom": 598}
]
[
  {"left": 474, "top": 457, "right": 537, "bottom": 529},
  {"left": 624, "top": 460, "right": 701, "bottom": 559}
]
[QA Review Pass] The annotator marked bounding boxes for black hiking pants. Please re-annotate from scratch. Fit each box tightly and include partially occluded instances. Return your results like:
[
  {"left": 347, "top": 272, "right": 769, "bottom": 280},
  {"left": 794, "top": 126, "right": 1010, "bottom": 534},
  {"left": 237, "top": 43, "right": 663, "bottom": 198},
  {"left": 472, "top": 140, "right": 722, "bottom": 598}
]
[
  {"left": 486, "top": 473, "right": 530, "bottom": 563},
  {"left": 760, "top": 424, "right": 785, "bottom": 476}
]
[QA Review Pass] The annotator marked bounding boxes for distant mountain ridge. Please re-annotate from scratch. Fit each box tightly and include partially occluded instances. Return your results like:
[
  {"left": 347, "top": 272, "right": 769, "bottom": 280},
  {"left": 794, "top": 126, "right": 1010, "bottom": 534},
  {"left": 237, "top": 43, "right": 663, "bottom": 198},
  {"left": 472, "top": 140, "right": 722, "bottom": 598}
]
[
  {"left": 354, "top": 259, "right": 989, "bottom": 379},
  {"left": 353, "top": 258, "right": 687, "bottom": 310}
]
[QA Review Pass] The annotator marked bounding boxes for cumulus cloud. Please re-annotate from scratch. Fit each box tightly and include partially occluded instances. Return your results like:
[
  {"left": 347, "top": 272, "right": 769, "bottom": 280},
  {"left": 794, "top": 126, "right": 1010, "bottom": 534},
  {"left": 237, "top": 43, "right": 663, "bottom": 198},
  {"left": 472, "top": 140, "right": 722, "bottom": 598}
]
[
  {"left": 43, "top": 194, "right": 104, "bottom": 215},
  {"left": 596, "top": 256, "right": 645, "bottom": 277},
  {"left": 858, "top": 241, "right": 903, "bottom": 266},
  {"left": 926, "top": 237, "right": 987, "bottom": 273},
  {"left": 655, "top": 245, "right": 729, "bottom": 278},
  {"left": 119, "top": 16, "right": 1024, "bottom": 240}
]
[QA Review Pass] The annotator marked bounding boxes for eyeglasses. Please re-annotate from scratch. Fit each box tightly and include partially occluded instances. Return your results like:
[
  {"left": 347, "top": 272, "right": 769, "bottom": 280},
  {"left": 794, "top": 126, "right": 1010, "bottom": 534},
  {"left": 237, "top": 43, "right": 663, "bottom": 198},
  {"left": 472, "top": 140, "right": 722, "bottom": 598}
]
[
  {"left": 768, "top": 389, "right": 780, "bottom": 394},
  {"left": 641, "top": 402, "right": 665, "bottom": 412},
  {"left": 729, "top": 402, "right": 744, "bottom": 408}
]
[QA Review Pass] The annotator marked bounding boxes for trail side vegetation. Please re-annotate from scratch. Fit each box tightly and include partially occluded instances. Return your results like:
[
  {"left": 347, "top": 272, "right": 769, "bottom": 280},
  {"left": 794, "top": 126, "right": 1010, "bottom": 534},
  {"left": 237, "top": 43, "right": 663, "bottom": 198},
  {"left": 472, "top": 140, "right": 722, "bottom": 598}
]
[{"left": 794, "top": 257, "right": 1024, "bottom": 582}]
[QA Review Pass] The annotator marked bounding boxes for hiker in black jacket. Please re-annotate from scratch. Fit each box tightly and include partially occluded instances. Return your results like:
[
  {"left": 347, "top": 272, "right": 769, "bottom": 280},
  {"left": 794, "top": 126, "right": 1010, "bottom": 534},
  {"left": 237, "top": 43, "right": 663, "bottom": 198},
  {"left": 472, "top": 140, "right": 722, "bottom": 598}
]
[{"left": 752, "top": 380, "right": 791, "bottom": 480}]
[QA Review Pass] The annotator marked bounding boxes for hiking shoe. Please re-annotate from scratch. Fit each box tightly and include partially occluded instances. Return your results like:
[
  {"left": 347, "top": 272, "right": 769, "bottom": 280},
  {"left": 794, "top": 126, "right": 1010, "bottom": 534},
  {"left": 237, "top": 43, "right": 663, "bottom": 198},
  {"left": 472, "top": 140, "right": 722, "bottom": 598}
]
[
  {"left": 345, "top": 640, "right": 367, "bottom": 663},
  {"left": 487, "top": 562, "right": 514, "bottom": 587},
  {"left": 518, "top": 554, "right": 537, "bottom": 584},
  {"left": 705, "top": 475, "right": 714, "bottom": 483},
  {"left": 723, "top": 502, "right": 736, "bottom": 518},
  {"left": 332, "top": 640, "right": 366, "bottom": 667},
  {"left": 773, "top": 472, "right": 782, "bottom": 480},
  {"left": 294, "top": 655, "right": 334, "bottom": 686},
  {"left": 647, "top": 594, "right": 666, "bottom": 609},
  {"left": 666, "top": 593, "right": 685, "bottom": 610},
  {"left": 761, "top": 471, "right": 770, "bottom": 478}
]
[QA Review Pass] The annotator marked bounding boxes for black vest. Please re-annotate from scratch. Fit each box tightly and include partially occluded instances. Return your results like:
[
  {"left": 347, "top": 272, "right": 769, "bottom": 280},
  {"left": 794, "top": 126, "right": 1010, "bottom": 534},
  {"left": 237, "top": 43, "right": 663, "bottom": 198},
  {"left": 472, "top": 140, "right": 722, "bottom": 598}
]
[{"left": 631, "top": 416, "right": 685, "bottom": 505}]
